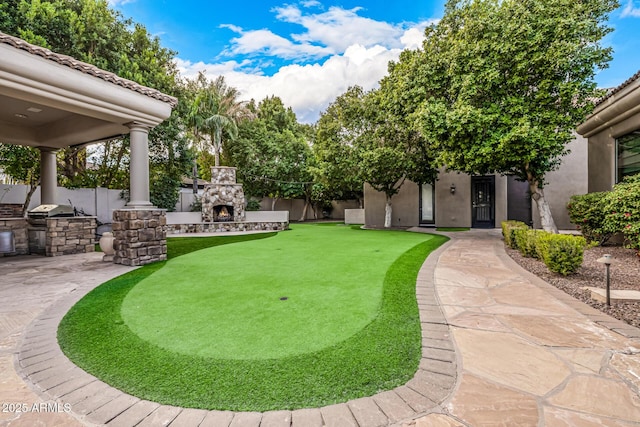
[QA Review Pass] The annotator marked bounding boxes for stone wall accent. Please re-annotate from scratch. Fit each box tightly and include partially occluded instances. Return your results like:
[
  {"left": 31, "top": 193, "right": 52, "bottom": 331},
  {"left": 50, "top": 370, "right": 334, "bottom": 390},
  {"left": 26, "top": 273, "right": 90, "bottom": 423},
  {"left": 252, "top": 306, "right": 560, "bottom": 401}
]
[
  {"left": 210, "top": 166, "right": 237, "bottom": 184},
  {"left": 0, "top": 204, "right": 24, "bottom": 218},
  {"left": 201, "top": 166, "right": 246, "bottom": 222},
  {"left": 112, "top": 209, "right": 166, "bottom": 266},
  {"left": 201, "top": 184, "right": 246, "bottom": 222},
  {"left": 0, "top": 218, "right": 29, "bottom": 256},
  {"left": 166, "top": 221, "right": 288, "bottom": 234},
  {"left": 44, "top": 217, "right": 96, "bottom": 256}
]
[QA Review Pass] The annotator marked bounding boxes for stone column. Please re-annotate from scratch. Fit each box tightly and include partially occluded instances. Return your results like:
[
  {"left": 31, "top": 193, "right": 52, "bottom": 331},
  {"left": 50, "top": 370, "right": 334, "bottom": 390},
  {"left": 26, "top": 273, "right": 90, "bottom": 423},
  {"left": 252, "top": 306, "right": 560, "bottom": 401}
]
[
  {"left": 39, "top": 147, "right": 58, "bottom": 205},
  {"left": 127, "top": 122, "right": 153, "bottom": 208},
  {"left": 112, "top": 209, "right": 167, "bottom": 266}
]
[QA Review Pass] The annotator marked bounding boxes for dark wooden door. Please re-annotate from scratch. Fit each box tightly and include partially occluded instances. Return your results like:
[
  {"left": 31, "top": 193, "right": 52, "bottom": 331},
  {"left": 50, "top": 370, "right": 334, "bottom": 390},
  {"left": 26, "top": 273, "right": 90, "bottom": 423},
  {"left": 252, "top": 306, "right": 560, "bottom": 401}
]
[
  {"left": 472, "top": 176, "right": 495, "bottom": 228},
  {"left": 507, "top": 175, "right": 532, "bottom": 226}
]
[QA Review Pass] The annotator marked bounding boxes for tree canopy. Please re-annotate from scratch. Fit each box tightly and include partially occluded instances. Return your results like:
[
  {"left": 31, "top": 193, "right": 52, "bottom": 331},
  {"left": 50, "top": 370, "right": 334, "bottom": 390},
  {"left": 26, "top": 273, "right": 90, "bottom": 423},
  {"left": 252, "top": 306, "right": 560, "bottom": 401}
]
[
  {"left": 402, "top": 0, "right": 617, "bottom": 231},
  {"left": 314, "top": 85, "right": 439, "bottom": 227},
  {"left": 0, "top": 0, "right": 193, "bottom": 210},
  {"left": 227, "top": 96, "right": 317, "bottom": 216}
]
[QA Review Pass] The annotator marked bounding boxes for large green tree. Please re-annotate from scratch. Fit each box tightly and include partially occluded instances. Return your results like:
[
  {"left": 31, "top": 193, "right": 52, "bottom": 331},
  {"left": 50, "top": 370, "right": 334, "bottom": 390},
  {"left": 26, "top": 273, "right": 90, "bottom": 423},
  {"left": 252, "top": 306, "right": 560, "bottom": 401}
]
[
  {"left": 362, "top": 88, "right": 439, "bottom": 228},
  {"left": 228, "top": 96, "right": 316, "bottom": 217},
  {"left": 0, "top": 145, "right": 40, "bottom": 216},
  {"left": 0, "top": 0, "right": 192, "bottom": 210},
  {"left": 407, "top": 0, "right": 617, "bottom": 232},
  {"left": 313, "top": 86, "right": 366, "bottom": 204},
  {"left": 316, "top": 86, "right": 437, "bottom": 228}
]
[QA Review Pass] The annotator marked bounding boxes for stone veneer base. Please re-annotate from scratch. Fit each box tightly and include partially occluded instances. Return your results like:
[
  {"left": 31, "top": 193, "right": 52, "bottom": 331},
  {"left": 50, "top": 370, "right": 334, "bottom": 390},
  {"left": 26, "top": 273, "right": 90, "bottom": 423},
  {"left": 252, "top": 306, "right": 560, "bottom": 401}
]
[
  {"left": 167, "top": 221, "right": 288, "bottom": 234},
  {"left": 112, "top": 209, "right": 167, "bottom": 266},
  {"left": 45, "top": 217, "right": 96, "bottom": 257}
]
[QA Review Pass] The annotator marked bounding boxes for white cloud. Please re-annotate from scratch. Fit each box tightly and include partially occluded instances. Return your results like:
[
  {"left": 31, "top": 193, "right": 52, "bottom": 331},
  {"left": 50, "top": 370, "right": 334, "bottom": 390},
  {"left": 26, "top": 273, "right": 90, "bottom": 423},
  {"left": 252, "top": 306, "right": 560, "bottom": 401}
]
[
  {"left": 621, "top": 0, "right": 640, "bottom": 17},
  {"left": 177, "top": 44, "right": 403, "bottom": 123},
  {"left": 274, "top": 5, "right": 404, "bottom": 52},
  {"left": 400, "top": 23, "right": 434, "bottom": 50},
  {"left": 222, "top": 26, "right": 334, "bottom": 60},
  {"left": 183, "top": 4, "right": 431, "bottom": 124}
]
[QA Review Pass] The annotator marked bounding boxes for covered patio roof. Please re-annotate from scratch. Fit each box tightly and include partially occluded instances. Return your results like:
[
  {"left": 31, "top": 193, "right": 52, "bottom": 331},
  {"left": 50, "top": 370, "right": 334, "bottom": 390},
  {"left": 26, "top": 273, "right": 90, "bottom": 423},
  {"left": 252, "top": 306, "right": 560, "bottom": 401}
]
[{"left": 0, "top": 31, "right": 177, "bottom": 207}]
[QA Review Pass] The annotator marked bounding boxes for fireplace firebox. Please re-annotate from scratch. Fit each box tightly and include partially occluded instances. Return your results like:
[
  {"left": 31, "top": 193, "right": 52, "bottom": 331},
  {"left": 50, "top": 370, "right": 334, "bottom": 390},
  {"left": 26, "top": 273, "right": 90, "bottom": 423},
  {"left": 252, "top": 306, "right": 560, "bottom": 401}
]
[{"left": 213, "top": 205, "right": 233, "bottom": 222}]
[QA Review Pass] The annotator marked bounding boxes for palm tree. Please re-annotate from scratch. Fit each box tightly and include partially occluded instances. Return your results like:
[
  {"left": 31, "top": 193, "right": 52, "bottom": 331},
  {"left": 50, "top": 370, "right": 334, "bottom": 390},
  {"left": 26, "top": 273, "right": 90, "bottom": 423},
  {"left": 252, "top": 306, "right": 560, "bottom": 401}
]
[
  {"left": 204, "top": 113, "right": 238, "bottom": 167},
  {"left": 186, "top": 73, "right": 254, "bottom": 167}
]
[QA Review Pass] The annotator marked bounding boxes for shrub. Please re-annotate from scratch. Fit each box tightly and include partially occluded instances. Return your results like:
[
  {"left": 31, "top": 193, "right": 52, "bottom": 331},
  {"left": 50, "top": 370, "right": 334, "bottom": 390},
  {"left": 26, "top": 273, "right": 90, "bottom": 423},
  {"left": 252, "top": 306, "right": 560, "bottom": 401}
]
[
  {"left": 601, "top": 175, "right": 640, "bottom": 254},
  {"left": 566, "top": 192, "right": 611, "bottom": 245},
  {"left": 513, "top": 227, "right": 529, "bottom": 256},
  {"left": 189, "top": 196, "right": 202, "bottom": 212},
  {"left": 516, "top": 229, "right": 544, "bottom": 258},
  {"left": 501, "top": 220, "right": 529, "bottom": 249},
  {"left": 534, "top": 231, "right": 553, "bottom": 260},
  {"left": 246, "top": 199, "right": 261, "bottom": 211},
  {"left": 537, "top": 234, "right": 587, "bottom": 275}
]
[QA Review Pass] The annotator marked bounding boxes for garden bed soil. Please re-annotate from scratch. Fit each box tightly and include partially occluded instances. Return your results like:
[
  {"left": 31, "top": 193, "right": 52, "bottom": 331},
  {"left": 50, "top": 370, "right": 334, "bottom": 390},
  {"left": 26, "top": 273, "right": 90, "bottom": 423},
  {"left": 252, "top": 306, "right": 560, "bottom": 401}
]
[{"left": 505, "top": 244, "right": 640, "bottom": 329}]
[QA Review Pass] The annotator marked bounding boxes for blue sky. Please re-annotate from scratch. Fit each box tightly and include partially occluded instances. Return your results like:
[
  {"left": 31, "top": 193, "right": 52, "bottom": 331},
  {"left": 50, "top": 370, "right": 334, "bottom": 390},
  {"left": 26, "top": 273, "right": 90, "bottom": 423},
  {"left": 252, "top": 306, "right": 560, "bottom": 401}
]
[{"left": 110, "top": 0, "right": 640, "bottom": 123}]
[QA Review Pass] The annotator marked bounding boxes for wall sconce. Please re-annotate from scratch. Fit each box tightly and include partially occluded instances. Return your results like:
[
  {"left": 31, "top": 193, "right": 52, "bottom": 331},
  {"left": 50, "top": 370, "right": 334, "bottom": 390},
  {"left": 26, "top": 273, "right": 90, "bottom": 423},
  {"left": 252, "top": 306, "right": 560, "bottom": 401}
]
[{"left": 450, "top": 183, "right": 456, "bottom": 194}]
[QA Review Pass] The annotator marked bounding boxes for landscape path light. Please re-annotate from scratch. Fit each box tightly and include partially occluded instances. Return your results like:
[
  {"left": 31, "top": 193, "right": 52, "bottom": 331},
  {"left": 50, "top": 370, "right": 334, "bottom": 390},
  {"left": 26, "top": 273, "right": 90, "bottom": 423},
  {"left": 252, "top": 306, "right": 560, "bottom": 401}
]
[{"left": 596, "top": 254, "right": 613, "bottom": 306}]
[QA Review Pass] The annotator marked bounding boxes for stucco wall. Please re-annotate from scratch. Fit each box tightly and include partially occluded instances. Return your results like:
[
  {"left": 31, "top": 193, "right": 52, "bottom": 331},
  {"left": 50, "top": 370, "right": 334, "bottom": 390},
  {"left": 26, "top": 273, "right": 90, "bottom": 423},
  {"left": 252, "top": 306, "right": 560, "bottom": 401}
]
[
  {"left": 586, "top": 113, "right": 640, "bottom": 193},
  {"left": 578, "top": 72, "right": 640, "bottom": 193},
  {"left": 434, "top": 171, "right": 471, "bottom": 228},
  {"left": 259, "top": 198, "right": 360, "bottom": 221},
  {"left": 364, "top": 171, "right": 510, "bottom": 229},
  {"left": 364, "top": 181, "right": 419, "bottom": 228},
  {"left": 364, "top": 165, "right": 581, "bottom": 230},
  {"left": 0, "top": 184, "right": 125, "bottom": 224},
  {"left": 532, "top": 134, "right": 588, "bottom": 230},
  {"left": 588, "top": 133, "right": 615, "bottom": 192}
]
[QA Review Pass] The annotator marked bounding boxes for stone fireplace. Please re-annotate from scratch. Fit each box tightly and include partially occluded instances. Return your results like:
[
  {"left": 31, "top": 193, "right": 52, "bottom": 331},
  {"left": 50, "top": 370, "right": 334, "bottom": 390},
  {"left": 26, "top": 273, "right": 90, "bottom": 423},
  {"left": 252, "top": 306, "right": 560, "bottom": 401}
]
[{"left": 202, "top": 166, "right": 245, "bottom": 222}]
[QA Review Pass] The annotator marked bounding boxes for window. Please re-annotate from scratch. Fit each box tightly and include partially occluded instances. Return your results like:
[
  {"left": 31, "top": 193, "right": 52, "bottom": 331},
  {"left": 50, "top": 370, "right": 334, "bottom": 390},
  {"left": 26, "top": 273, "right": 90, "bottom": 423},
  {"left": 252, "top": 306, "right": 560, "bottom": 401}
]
[
  {"left": 617, "top": 131, "right": 640, "bottom": 182},
  {"left": 420, "top": 184, "right": 435, "bottom": 224}
]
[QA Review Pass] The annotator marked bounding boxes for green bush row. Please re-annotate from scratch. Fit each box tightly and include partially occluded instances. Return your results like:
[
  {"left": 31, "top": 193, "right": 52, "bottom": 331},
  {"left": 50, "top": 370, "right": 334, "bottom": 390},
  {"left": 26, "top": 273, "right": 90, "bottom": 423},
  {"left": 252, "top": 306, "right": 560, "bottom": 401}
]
[
  {"left": 502, "top": 221, "right": 587, "bottom": 275},
  {"left": 501, "top": 220, "right": 529, "bottom": 249},
  {"left": 567, "top": 175, "right": 640, "bottom": 252}
]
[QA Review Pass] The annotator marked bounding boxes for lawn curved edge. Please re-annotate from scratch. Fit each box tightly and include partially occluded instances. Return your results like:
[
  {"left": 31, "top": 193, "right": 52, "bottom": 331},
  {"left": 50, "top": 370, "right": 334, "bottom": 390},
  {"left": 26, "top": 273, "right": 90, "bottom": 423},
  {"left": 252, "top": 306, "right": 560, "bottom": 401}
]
[{"left": 17, "top": 233, "right": 458, "bottom": 427}]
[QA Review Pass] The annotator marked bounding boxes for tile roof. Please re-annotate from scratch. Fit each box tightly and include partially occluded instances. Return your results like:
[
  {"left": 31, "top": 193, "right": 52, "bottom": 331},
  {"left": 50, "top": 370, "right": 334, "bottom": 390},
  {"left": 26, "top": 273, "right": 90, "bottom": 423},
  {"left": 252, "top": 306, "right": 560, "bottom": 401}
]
[
  {"left": 0, "top": 31, "right": 178, "bottom": 108},
  {"left": 596, "top": 69, "right": 640, "bottom": 106}
]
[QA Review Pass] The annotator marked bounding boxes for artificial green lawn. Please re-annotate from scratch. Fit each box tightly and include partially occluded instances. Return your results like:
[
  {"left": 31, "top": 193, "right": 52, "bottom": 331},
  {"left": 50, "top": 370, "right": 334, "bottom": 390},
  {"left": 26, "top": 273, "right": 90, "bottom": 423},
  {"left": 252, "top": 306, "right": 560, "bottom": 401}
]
[{"left": 58, "top": 224, "right": 447, "bottom": 411}]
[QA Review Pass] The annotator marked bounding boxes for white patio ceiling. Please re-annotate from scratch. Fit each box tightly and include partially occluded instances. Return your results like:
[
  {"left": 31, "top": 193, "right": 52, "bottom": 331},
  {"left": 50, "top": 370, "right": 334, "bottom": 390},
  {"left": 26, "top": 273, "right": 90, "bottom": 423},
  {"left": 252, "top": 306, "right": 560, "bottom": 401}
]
[{"left": 0, "top": 32, "right": 177, "bottom": 150}]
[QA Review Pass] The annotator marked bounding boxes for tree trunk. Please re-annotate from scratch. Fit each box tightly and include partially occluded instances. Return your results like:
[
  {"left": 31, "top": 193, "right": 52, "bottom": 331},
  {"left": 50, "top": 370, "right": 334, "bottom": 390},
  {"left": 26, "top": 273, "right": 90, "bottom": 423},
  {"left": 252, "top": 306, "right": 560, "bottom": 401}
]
[
  {"left": 384, "top": 194, "right": 393, "bottom": 228},
  {"left": 21, "top": 182, "right": 39, "bottom": 217},
  {"left": 271, "top": 197, "right": 278, "bottom": 211},
  {"left": 214, "top": 150, "right": 220, "bottom": 167},
  {"left": 528, "top": 182, "right": 558, "bottom": 233},
  {"left": 299, "top": 198, "right": 310, "bottom": 222}
]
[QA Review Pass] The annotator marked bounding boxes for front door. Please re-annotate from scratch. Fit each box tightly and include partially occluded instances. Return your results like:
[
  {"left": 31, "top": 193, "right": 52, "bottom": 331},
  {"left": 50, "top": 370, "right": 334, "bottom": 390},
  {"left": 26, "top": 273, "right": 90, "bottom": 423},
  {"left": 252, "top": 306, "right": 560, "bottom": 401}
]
[{"left": 472, "top": 176, "right": 495, "bottom": 228}]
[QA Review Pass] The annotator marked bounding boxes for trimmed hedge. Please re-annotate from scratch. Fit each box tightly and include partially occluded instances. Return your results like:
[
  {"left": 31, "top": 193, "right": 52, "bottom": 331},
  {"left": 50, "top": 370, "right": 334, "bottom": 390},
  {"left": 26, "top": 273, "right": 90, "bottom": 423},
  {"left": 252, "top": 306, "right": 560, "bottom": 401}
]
[
  {"left": 501, "top": 220, "right": 529, "bottom": 249},
  {"left": 538, "top": 234, "right": 587, "bottom": 275},
  {"left": 516, "top": 229, "right": 544, "bottom": 259},
  {"left": 501, "top": 221, "right": 586, "bottom": 275}
]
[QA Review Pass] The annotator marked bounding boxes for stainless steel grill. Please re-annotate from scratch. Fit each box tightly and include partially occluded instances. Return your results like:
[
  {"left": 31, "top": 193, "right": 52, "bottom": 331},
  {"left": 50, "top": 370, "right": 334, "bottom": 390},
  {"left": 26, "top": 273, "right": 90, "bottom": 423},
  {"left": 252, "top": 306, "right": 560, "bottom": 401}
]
[{"left": 27, "top": 204, "right": 74, "bottom": 219}]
